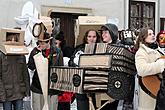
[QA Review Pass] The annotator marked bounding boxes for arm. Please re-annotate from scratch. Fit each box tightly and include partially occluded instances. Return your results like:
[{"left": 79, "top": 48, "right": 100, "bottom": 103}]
[
  {"left": 27, "top": 48, "right": 38, "bottom": 70},
  {"left": 68, "top": 52, "right": 77, "bottom": 67},
  {"left": 58, "top": 50, "right": 64, "bottom": 66},
  {"left": 55, "top": 48, "right": 63, "bottom": 66},
  {"left": 68, "top": 45, "right": 85, "bottom": 67},
  {"left": 135, "top": 49, "right": 165, "bottom": 77},
  {"left": 22, "top": 55, "right": 30, "bottom": 96},
  {"left": 0, "top": 52, "right": 5, "bottom": 100},
  {"left": 0, "top": 52, "right": 2, "bottom": 81}
]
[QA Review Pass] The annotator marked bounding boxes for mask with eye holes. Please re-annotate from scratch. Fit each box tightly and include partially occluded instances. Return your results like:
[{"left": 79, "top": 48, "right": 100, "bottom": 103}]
[{"left": 157, "top": 30, "right": 165, "bottom": 48}]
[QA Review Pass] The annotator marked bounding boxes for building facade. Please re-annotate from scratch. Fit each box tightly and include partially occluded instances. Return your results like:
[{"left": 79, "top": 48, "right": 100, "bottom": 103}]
[{"left": 0, "top": 0, "right": 164, "bottom": 47}]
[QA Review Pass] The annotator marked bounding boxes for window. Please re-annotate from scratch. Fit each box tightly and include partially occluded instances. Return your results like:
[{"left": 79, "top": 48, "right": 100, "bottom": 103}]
[
  {"left": 129, "top": 1, "right": 155, "bottom": 31},
  {"left": 160, "top": 18, "right": 165, "bottom": 30}
]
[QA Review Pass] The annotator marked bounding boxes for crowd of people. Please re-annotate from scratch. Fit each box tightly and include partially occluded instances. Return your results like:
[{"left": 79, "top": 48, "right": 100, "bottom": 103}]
[{"left": 1, "top": 17, "right": 165, "bottom": 110}]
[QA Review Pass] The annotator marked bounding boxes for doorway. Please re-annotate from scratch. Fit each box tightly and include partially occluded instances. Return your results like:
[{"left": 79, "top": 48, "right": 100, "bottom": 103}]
[{"left": 50, "top": 12, "right": 87, "bottom": 48}]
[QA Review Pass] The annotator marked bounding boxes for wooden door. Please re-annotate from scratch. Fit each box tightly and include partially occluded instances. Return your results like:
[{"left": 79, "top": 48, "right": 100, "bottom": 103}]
[{"left": 50, "top": 12, "right": 87, "bottom": 48}]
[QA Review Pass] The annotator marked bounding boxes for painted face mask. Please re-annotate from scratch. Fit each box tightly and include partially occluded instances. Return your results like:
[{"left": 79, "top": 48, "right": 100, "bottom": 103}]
[{"left": 159, "top": 34, "right": 165, "bottom": 47}]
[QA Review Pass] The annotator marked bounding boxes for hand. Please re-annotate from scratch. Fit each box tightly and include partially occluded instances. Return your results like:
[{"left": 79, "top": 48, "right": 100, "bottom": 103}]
[{"left": 36, "top": 45, "right": 42, "bottom": 51}]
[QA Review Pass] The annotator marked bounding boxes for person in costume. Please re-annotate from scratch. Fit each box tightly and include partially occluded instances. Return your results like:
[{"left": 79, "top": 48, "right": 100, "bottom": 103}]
[
  {"left": 0, "top": 29, "right": 30, "bottom": 110},
  {"left": 156, "top": 30, "right": 165, "bottom": 52},
  {"left": 54, "top": 31, "right": 74, "bottom": 58},
  {"left": 53, "top": 31, "right": 75, "bottom": 110},
  {"left": 155, "top": 30, "right": 165, "bottom": 110},
  {"left": 28, "top": 30, "right": 63, "bottom": 110},
  {"left": 99, "top": 23, "right": 120, "bottom": 110},
  {"left": 69, "top": 29, "right": 101, "bottom": 110}
]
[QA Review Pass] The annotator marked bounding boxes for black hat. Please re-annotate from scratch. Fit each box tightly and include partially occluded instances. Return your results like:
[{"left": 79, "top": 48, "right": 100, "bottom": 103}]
[
  {"left": 101, "top": 23, "right": 118, "bottom": 44},
  {"left": 55, "top": 31, "right": 64, "bottom": 41}
]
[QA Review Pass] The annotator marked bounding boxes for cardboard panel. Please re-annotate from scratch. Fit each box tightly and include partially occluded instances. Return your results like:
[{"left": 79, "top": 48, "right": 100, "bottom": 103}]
[
  {"left": 50, "top": 66, "right": 84, "bottom": 93},
  {"left": 84, "top": 43, "right": 96, "bottom": 54},
  {"left": 95, "top": 43, "right": 108, "bottom": 53},
  {"left": 0, "top": 28, "right": 24, "bottom": 45},
  {"left": 79, "top": 54, "right": 112, "bottom": 69},
  {"left": 2, "top": 45, "right": 29, "bottom": 55},
  {"left": 75, "top": 16, "right": 106, "bottom": 46},
  {"left": 0, "top": 28, "right": 28, "bottom": 55},
  {"left": 83, "top": 69, "right": 109, "bottom": 93}
]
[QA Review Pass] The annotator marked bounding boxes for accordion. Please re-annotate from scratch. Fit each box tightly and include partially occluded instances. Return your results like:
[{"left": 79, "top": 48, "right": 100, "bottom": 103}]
[
  {"left": 79, "top": 44, "right": 136, "bottom": 99},
  {"left": 106, "top": 44, "right": 136, "bottom": 100},
  {"left": 50, "top": 66, "right": 84, "bottom": 93},
  {"left": 106, "top": 44, "right": 136, "bottom": 75},
  {"left": 79, "top": 44, "right": 136, "bottom": 75},
  {"left": 50, "top": 44, "right": 136, "bottom": 100},
  {"left": 83, "top": 68, "right": 109, "bottom": 93},
  {"left": 49, "top": 66, "right": 109, "bottom": 93},
  {"left": 79, "top": 54, "right": 112, "bottom": 69}
]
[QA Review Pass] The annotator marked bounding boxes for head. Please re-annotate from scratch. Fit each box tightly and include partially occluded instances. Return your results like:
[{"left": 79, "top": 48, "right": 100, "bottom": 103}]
[
  {"left": 37, "top": 32, "right": 51, "bottom": 50},
  {"left": 54, "top": 31, "right": 65, "bottom": 48},
  {"left": 135, "top": 28, "right": 155, "bottom": 49},
  {"left": 156, "top": 30, "right": 165, "bottom": 48},
  {"left": 100, "top": 23, "right": 118, "bottom": 44},
  {"left": 83, "top": 29, "right": 100, "bottom": 44},
  {"left": 6, "top": 33, "right": 19, "bottom": 43}
]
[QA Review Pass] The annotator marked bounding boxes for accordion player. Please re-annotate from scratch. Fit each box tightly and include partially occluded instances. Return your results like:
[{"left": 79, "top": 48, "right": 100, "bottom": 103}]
[{"left": 49, "top": 43, "right": 136, "bottom": 100}]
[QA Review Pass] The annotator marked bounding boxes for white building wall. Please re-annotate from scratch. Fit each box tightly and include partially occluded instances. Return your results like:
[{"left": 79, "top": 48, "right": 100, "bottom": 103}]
[
  {"left": 0, "top": 0, "right": 41, "bottom": 28},
  {"left": 0, "top": 0, "right": 27, "bottom": 27},
  {"left": 0, "top": 0, "right": 125, "bottom": 29},
  {"left": 39, "top": 0, "right": 126, "bottom": 30},
  {"left": 0, "top": 0, "right": 162, "bottom": 32},
  {"left": 160, "top": 0, "right": 165, "bottom": 18}
]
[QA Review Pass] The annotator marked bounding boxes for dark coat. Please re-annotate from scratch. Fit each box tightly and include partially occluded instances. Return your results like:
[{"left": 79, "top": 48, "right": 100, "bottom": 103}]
[
  {"left": 61, "top": 45, "right": 74, "bottom": 58},
  {"left": 68, "top": 43, "right": 85, "bottom": 67},
  {"left": 0, "top": 51, "right": 30, "bottom": 102},
  {"left": 27, "top": 46, "right": 63, "bottom": 95},
  {"left": 155, "top": 72, "right": 165, "bottom": 110}
]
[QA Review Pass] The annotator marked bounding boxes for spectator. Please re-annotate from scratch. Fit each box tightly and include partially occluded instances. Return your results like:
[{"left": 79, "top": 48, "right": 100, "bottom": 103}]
[
  {"left": 135, "top": 28, "right": 165, "bottom": 110},
  {"left": 54, "top": 31, "right": 74, "bottom": 58},
  {"left": 69, "top": 29, "right": 101, "bottom": 110},
  {"left": 156, "top": 30, "right": 165, "bottom": 52},
  {"left": 0, "top": 32, "right": 30, "bottom": 110},
  {"left": 99, "top": 23, "right": 119, "bottom": 110}
]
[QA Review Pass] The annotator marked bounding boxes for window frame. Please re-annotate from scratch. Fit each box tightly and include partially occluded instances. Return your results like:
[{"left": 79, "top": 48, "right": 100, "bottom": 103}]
[
  {"left": 129, "top": 1, "right": 155, "bottom": 31},
  {"left": 160, "top": 18, "right": 165, "bottom": 31}
]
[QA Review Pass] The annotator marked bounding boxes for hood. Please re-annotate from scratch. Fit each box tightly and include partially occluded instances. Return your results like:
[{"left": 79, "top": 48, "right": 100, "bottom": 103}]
[{"left": 101, "top": 23, "right": 118, "bottom": 44}]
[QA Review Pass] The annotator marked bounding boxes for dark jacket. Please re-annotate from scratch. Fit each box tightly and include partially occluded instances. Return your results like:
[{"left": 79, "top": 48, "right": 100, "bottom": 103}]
[
  {"left": 0, "top": 51, "right": 30, "bottom": 102},
  {"left": 28, "top": 46, "right": 63, "bottom": 95},
  {"left": 68, "top": 43, "right": 85, "bottom": 67},
  {"left": 61, "top": 45, "right": 74, "bottom": 58},
  {"left": 155, "top": 72, "right": 165, "bottom": 110}
]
